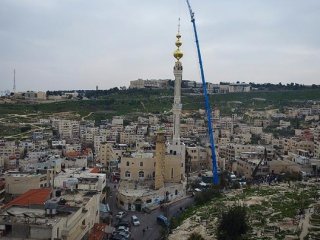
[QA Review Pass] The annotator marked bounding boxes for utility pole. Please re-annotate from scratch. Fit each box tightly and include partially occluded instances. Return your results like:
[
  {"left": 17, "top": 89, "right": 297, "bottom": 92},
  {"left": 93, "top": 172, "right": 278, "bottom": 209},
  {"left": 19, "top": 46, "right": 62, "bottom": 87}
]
[{"left": 13, "top": 69, "right": 16, "bottom": 93}]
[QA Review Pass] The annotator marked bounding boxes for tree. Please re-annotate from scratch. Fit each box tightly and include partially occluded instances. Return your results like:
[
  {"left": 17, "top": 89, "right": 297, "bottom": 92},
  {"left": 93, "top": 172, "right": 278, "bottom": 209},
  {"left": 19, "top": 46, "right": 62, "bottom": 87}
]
[
  {"left": 217, "top": 205, "right": 250, "bottom": 240},
  {"left": 187, "top": 232, "right": 205, "bottom": 240}
]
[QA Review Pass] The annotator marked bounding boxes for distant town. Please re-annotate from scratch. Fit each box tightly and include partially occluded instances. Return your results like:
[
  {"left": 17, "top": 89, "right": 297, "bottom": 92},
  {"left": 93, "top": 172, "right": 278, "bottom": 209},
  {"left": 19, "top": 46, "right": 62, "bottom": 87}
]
[
  {"left": 0, "top": 75, "right": 320, "bottom": 239},
  {"left": 0, "top": 23, "right": 320, "bottom": 240}
]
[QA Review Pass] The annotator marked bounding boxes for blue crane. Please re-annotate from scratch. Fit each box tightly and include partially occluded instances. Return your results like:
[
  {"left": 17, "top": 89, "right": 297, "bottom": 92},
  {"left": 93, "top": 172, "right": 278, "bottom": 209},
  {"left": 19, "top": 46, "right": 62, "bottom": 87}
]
[{"left": 185, "top": 0, "right": 219, "bottom": 184}]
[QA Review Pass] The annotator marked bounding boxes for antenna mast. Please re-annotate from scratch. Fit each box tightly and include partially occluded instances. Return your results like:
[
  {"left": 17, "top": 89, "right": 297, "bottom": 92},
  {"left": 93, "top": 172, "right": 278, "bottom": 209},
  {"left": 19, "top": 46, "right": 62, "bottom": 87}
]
[{"left": 13, "top": 69, "right": 16, "bottom": 93}]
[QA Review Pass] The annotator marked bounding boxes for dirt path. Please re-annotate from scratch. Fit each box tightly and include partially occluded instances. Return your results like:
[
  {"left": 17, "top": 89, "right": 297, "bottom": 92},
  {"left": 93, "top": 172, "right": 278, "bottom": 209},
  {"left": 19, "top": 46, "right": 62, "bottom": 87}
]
[
  {"left": 82, "top": 112, "right": 94, "bottom": 120},
  {"left": 299, "top": 207, "right": 312, "bottom": 240}
]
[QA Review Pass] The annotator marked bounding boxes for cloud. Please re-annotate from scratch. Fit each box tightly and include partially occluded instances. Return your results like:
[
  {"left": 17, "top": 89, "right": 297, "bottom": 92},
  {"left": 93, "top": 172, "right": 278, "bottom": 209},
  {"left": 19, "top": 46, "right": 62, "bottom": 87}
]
[{"left": 0, "top": 0, "right": 319, "bottom": 91}]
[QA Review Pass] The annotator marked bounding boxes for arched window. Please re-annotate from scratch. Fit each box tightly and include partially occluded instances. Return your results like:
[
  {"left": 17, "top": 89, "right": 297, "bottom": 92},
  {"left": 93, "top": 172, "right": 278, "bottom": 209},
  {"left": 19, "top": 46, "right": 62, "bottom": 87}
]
[
  {"left": 125, "top": 171, "right": 131, "bottom": 178},
  {"left": 126, "top": 161, "right": 130, "bottom": 166},
  {"left": 139, "top": 171, "right": 144, "bottom": 178}
]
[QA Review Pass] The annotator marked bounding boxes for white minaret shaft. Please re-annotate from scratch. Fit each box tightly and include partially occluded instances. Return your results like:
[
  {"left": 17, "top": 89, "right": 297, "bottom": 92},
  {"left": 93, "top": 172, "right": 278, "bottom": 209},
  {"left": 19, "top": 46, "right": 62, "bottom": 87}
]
[
  {"left": 172, "top": 25, "right": 183, "bottom": 146},
  {"left": 168, "top": 22, "right": 186, "bottom": 181},
  {"left": 173, "top": 61, "right": 182, "bottom": 145}
]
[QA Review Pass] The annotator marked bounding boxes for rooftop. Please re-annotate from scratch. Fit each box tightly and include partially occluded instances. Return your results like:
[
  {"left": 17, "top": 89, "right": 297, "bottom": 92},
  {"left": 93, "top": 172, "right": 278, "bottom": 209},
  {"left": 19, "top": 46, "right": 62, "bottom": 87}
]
[{"left": 4, "top": 188, "right": 52, "bottom": 209}]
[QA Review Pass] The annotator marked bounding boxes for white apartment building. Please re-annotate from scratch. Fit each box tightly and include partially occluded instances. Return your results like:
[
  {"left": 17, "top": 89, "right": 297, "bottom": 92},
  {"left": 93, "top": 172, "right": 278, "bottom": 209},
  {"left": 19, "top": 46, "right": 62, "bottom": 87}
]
[
  {"left": 314, "top": 141, "right": 320, "bottom": 158},
  {"left": 54, "top": 168, "right": 107, "bottom": 194},
  {"left": 225, "top": 143, "right": 274, "bottom": 161},
  {"left": 279, "top": 120, "right": 291, "bottom": 129},
  {"left": 250, "top": 127, "right": 263, "bottom": 135},
  {"left": 97, "top": 142, "right": 117, "bottom": 167},
  {"left": 0, "top": 141, "right": 16, "bottom": 158},
  {"left": 57, "top": 120, "right": 80, "bottom": 139},
  {"left": 5, "top": 172, "right": 49, "bottom": 195},
  {"left": 149, "top": 115, "right": 159, "bottom": 125},
  {"left": 0, "top": 189, "right": 100, "bottom": 240},
  {"left": 65, "top": 144, "right": 81, "bottom": 153},
  {"left": 112, "top": 116, "right": 123, "bottom": 126},
  {"left": 94, "top": 135, "right": 107, "bottom": 152},
  {"left": 186, "top": 146, "right": 208, "bottom": 172}
]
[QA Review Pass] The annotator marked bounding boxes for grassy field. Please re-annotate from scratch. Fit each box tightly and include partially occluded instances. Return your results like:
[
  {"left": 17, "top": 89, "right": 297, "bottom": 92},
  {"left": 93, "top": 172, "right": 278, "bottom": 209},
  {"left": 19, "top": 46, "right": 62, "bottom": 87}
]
[{"left": 169, "top": 182, "right": 320, "bottom": 240}]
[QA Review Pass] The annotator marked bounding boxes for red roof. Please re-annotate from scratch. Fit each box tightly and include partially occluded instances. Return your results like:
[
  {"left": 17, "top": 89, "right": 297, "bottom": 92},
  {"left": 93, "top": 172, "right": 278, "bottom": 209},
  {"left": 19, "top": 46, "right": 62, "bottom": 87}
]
[
  {"left": 65, "top": 151, "right": 81, "bottom": 158},
  {"left": 4, "top": 188, "right": 52, "bottom": 209},
  {"left": 89, "top": 223, "right": 108, "bottom": 240},
  {"left": 90, "top": 167, "right": 100, "bottom": 173}
]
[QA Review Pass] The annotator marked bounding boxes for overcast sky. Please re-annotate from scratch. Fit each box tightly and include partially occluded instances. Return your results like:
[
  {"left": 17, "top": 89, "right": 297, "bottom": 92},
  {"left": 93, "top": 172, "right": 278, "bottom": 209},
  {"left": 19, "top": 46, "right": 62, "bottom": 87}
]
[{"left": 0, "top": 0, "right": 319, "bottom": 92}]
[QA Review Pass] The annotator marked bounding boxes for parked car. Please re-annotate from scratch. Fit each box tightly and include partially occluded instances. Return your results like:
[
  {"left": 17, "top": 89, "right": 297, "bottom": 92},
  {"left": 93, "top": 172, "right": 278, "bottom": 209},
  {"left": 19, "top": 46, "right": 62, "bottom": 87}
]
[
  {"left": 142, "top": 206, "right": 152, "bottom": 214},
  {"left": 113, "top": 230, "right": 130, "bottom": 239},
  {"left": 111, "top": 233, "right": 128, "bottom": 240},
  {"left": 116, "top": 211, "right": 126, "bottom": 219},
  {"left": 157, "top": 215, "right": 170, "bottom": 228},
  {"left": 115, "top": 220, "right": 131, "bottom": 228},
  {"left": 131, "top": 215, "right": 140, "bottom": 226},
  {"left": 117, "top": 226, "right": 130, "bottom": 234}
]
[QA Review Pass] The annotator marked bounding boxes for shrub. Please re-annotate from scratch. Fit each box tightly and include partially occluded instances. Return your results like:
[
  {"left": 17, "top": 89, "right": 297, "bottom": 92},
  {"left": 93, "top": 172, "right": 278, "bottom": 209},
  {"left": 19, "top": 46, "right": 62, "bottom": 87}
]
[
  {"left": 187, "top": 232, "right": 205, "bottom": 240},
  {"left": 217, "top": 205, "right": 250, "bottom": 240}
]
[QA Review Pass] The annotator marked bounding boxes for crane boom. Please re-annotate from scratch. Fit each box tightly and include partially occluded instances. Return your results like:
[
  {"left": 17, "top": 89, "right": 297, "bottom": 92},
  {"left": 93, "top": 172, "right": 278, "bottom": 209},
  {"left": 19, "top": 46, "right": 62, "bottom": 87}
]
[{"left": 185, "top": 0, "right": 219, "bottom": 184}]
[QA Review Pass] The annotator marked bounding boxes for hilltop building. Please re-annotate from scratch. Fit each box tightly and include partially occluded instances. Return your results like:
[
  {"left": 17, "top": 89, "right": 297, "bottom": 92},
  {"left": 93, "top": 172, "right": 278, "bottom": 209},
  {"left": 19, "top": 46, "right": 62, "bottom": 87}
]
[{"left": 129, "top": 79, "right": 170, "bottom": 89}]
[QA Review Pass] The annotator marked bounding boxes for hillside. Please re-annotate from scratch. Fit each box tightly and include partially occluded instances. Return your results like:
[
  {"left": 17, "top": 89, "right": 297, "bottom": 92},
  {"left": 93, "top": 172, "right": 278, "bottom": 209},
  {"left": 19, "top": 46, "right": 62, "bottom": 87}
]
[{"left": 1, "top": 89, "right": 320, "bottom": 122}]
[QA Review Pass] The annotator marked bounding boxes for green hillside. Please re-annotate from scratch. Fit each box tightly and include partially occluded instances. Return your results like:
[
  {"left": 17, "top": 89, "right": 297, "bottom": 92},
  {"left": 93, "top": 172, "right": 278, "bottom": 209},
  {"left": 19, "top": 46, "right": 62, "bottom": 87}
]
[{"left": 1, "top": 89, "right": 319, "bottom": 121}]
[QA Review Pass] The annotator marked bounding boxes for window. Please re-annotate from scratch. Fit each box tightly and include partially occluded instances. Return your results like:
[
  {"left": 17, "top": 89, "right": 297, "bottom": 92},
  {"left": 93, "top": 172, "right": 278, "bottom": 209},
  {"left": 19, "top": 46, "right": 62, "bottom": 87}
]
[
  {"left": 175, "top": 190, "right": 178, "bottom": 195},
  {"left": 171, "top": 168, "right": 174, "bottom": 178},
  {"left": 125, "top": 171, "right": 131, "bottom": 178},
  {"left": 146, "top": 199, "right": 152, "bottom": 203},
  {"left": 139, "top": 171, "right": 144, "bottom": 178},
  {"left": 126, "top": 161, "right": 129, "bottom": 166},
  {"left": 140, "top": 162, "right": 143, "bottom": 167}
]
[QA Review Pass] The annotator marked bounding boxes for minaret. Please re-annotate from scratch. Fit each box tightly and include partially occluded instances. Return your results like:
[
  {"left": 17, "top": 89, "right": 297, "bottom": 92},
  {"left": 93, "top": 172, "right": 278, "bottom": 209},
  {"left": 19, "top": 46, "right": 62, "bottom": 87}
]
[
  {"left": 167, "top": 21, "right": 186, "bottom": 182},
  {"left": 172, "top": 23, "right": 183, "bottom": 146},
  {"left": 154, "top": 132, "right": 165, "bottom": 190}
]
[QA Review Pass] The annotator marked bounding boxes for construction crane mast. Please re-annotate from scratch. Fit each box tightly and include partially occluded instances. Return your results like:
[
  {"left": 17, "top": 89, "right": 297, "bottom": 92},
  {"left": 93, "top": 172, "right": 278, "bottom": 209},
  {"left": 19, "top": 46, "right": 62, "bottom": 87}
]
[{"left": 185, "top": 0, "right": 219, "bottom": 184}]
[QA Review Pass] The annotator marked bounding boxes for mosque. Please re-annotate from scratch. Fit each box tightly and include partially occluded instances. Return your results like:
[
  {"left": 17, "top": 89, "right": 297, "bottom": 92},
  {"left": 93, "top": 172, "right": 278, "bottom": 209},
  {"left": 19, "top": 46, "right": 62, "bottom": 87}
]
[{"left": 116, "top": 29, "right": 187, "bottom": 211}]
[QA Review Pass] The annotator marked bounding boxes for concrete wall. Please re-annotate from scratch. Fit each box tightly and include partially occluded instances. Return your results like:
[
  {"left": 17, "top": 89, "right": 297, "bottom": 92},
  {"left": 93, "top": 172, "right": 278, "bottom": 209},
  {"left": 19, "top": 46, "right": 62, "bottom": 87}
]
[{"left": 5, "top": 174, "right": 46, "bottom": 195}]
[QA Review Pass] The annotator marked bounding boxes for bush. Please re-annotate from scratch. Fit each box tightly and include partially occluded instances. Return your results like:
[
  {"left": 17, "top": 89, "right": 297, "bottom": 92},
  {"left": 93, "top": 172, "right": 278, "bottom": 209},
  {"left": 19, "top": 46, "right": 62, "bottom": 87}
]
[
  {"left": 194, "top": 187, "right": 221, "bottom": 205},
  {"left": 187, "top": 232, "right": 205, "bottom": 240},
  {"left": 217, "top": 205, "right": 250, "bottom": 240}
]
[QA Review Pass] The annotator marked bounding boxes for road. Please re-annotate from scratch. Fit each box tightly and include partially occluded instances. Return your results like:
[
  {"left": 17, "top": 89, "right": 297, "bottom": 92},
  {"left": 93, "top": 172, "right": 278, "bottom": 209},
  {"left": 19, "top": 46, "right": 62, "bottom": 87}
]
[{"left": 106, "top": 181, "right": 194, "bottom": 240}]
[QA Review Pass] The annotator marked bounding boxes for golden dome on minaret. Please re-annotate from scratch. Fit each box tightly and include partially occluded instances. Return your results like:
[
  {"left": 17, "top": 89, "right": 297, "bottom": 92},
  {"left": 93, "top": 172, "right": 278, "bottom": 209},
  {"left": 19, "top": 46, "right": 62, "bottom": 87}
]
[
  {"left": 174, "top": 49, "right": 183, "bottom": 60},
  {"left": 175, "top": 39, "right": 182, "bottom": 48},
  {"left": 173, "top": 20, "right": 183, "bottom": 61}
]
